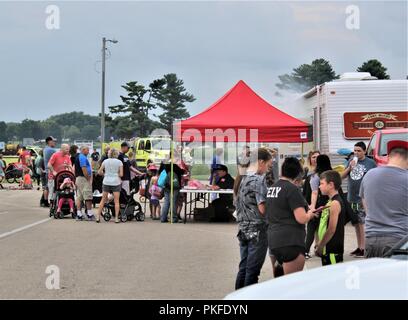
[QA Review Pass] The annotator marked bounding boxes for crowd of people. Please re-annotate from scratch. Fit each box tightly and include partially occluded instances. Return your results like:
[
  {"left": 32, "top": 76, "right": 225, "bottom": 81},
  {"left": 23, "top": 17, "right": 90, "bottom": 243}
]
[{"left": 233, "top": 140, "right": 408, "bottom": 289}]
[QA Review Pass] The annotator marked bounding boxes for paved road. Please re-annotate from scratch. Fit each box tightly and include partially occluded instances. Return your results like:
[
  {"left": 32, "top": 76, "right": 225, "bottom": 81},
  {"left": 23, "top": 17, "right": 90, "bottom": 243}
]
[{"left": 0, "top": 186, "right": 357, "bottom": 299}]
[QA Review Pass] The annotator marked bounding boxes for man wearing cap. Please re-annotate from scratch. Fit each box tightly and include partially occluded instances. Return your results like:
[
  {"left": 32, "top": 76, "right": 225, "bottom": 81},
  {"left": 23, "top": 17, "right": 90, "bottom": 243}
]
[
  {"left": 360, "top": 140, "right": 408, "bottom": 258},
  {"left": 42, "top": 136, "right": 58, "bottom": 207},
  {"left": 209, "top": 164, "right": 235, "bottom": 222},
  {"left": 118, "top": 141, "right": 143, "bottom": 195}
]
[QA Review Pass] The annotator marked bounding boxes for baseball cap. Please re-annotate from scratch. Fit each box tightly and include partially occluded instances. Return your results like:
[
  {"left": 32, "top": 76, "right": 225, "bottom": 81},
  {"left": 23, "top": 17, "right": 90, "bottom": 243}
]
[
  {"left": 121, "top": 141, "right": 130, "bottom": 148},
  {"left": 45, "top": 136, "right": 56, "bottom": 143},
  {"left": 214, "top": 164, "right": 228, "bottom": 172},
  {"left": 387, "top": 140, "right": 408, "bottom": 154}
]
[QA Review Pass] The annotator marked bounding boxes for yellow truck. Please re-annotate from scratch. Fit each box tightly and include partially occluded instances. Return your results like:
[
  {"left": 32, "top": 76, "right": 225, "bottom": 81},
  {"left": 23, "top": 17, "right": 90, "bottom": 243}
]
[
  {"left": 133, "top": 136, "right": 171, "bottom": 169},
  {"left": 102, "top": 136, "right": 171, "bottom": 170}
]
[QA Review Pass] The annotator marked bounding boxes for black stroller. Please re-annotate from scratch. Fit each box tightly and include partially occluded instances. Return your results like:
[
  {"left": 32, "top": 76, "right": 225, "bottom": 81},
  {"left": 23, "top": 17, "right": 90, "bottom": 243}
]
[
  {"left": 101, "top": 176, "right": 145, "bottom": 222},
  {"left": 49, "top": 170, "right": 77, "bottom": 219}
]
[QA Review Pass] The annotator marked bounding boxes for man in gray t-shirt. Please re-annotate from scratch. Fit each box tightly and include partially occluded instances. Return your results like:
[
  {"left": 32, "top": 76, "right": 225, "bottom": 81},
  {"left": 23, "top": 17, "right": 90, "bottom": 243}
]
[
  {"left": 360, "top": 141, "right": 408, "bottom": 258},
  {"left": 341, "top": 141, "right": 376, "bottom": 257}
]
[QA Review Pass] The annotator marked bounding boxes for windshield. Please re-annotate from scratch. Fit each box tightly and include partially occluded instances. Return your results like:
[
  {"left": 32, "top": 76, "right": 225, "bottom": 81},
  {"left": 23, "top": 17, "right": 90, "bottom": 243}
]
[
  {"left": 379, "top": 132, "right": 408, "bottom": 156},
  {"left": 151, "top": 140, "right": 171, "bottom": 150}
]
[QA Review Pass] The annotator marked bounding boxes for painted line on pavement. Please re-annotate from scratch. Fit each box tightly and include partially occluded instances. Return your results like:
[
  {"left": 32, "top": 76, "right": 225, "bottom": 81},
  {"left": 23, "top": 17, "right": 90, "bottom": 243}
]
[{"left": 0, "top": 218, "right": 51, "bottom": 240}]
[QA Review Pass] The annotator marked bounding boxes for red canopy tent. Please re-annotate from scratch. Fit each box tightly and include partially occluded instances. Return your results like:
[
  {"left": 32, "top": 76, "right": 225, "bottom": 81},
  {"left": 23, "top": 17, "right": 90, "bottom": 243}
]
[{"left": 175, "top": 80, "right": 312, "bottom": 143}]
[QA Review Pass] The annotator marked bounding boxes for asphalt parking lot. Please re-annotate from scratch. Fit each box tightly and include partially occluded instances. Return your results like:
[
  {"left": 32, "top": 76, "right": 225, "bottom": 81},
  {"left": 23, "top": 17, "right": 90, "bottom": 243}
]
[{"left": 0, "top": 186, "right": 357, "bottom": 299}]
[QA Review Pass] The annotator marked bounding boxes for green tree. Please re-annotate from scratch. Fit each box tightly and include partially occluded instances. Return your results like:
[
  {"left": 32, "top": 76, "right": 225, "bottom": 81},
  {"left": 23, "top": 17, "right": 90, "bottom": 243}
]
[
  {"left": 108, "top": 79, "right": 165, "bottom": 137},
  {"left": 156, "top": 73, "right": 195, "bottom": 134},
  {"left": 357, "top": 59, "right": 390, "bottom": 79},
  {"left": 5, "top": 123, "right": 20, "bottom": 141},
  {"left": 0, "top": 121, "right": 7, "bottom": 141},
  {"left": 19, "top": 119, "right": 43, "bottom": 140},
  {"left": 276, "top": 59, "right": 338, "bottom": 92}
]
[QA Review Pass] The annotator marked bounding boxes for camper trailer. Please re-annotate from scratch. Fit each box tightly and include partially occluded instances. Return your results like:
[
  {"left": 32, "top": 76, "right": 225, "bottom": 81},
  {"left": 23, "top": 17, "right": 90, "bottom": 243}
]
[{"left": 294, "top": 73, "right": 408, "bottom": 157}]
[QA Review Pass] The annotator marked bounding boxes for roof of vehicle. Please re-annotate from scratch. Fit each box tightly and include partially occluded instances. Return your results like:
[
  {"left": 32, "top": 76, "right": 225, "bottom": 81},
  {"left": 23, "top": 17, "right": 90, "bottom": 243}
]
[{"left": 224, "top": 258, "right": 408, "bottom": 300}]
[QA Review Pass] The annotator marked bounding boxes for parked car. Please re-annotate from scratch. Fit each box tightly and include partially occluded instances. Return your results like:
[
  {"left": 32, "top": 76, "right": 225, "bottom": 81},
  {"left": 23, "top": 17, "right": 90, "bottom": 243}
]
[
  {"left": 366, "top": 128, "right": 408, "bottom": 166},
  {"left": 225, "top": 236, "right": 408, "bottom": 300}
]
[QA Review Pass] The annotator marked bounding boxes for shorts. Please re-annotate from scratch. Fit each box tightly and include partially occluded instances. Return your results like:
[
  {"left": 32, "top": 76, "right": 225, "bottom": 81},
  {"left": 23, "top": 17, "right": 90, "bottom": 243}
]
[
  {"left": 351, "top": 202, "right": 365, "bottom": 225},
  {"left": 321, "top": 253, "right": 343, "bottom": 266},
  {"left": 102, "top": 184, "right": 121, "bottom": 193},
  {"left": 76, "top": 176, "right": 93, "bottom": 201},
  {"left": 269, "top": 246, "right": 305, "bottom": 265},
  {"left": 121, "top": 180, "right": 130, "bottom": 195},
  {"left": 47, "top": 179, "right": 55, "bottom": 200},
  {"left": 150, "top": 199, "right": 160, "bottom": 206},
  {"left": 365, "top": 235, "right": 402, "bottom": 258}
]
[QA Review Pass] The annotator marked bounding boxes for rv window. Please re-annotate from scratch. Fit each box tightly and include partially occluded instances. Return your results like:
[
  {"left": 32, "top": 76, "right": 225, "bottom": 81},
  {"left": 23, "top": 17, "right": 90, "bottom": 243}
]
[
  {"left": 367, "top": 135, "right": 376, "bottom": 156},
  {"left": 145, "top": 140, "right": 151, "bottom": 151},
  {"left": 138, "top": 141, "right": 145, "bottom": 151}
]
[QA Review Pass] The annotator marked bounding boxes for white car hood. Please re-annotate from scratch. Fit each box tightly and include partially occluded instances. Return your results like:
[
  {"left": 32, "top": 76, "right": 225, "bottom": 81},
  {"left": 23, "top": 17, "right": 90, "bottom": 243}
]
[{"left": 225, "top": 258, "right": 408, "bottom": 300}]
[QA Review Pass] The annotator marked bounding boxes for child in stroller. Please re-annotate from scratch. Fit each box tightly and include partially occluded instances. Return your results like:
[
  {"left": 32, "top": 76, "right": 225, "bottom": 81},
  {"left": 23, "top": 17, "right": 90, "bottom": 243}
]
[
  {"left": 50, "top": 170, "right": 76, "bottom": 219},
  {"left": 101, "top": 179, "right": 144, "bottom": 223}
]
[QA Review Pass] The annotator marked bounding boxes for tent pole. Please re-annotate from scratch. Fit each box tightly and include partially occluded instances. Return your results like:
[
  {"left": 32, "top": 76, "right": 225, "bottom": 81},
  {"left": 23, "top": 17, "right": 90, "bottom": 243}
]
[{"left": 301, "top": 142, "right": 304, "bottom": 165}]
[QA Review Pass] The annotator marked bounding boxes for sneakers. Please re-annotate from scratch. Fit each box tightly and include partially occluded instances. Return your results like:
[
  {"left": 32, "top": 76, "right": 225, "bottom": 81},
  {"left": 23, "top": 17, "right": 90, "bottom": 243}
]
[
  {"left": 350, "top": 248, "right": 365, "bottom": 257},
  {"left": 354, "top": 249, "right": 365, "bottom": 258},
  {"left": 87, "top": 215, "right": 96, "bottom": 221},
  {"left": 76, "top": 215, "right": 83, "bottom": 221},
  {"left": 305, "top": 253, "right": 312, "bottom": 259}
]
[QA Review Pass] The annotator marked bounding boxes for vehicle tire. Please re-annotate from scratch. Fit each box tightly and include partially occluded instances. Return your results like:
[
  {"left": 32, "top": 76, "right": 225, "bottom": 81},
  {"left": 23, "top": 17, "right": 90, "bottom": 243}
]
[{"left": 120, "top": 213, "right": 127, "bottom": 223}]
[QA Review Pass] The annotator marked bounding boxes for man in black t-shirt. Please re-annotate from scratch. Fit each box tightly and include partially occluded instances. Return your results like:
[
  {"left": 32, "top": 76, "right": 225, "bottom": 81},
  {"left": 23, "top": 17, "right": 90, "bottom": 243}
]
[
  {"left": 90, "top": 148, "right": 100, "bottom": 171},
  {"left": 210, "top": 164, "right": 235, "bottom": 222},
  {"left": 118, "top": 142, "right": 144, "bottom": 195},
  {"left": 315, "top": 170, "right": 345, "bottom": 266}
]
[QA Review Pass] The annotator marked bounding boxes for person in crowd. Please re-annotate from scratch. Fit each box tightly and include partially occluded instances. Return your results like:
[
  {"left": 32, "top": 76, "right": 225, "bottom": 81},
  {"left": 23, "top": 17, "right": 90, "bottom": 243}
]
[
  {"left": 209, "top": 147, "right": 224, "bottom": 185},
  {"left": 341, "top": 141, "right": 376, "bottom": 258},
  {"left": 159, "top": 151, "right": 185, "bottom": 223},
  {"left": 315, "top": 170, "right": 346, "bottom": 266},
  {"left": 0, "top": 154, "right": 5, "bottom": 188},
  {"left": 69, "top": 145, "right": 78, "bottom": 170},
  {"left": 237, "top": 145, "right": 251, "bottom": 174},
  {"left": 19, "top": 167, "right": 33, "bottom": 189},
  {"left": 56, "top": 177, "right": 76, "bottom": 216},
  {"left": 146, "top": 163, "right": 158, "bottom": 218},
  {"left": 264, "top": 162, "right": 284, "bottom": 278},
  {"left": 42, "top": 136, "right": 58, "bottom": 207},
  {"left": 96, "top": 148, "right": 123, "bottom": 223},
  {"left": 47, "top": 144, "right": 72, "bottom": 207},
  {"left": 149, "top": 176, "right": 162, "bottom": 221},
  {"left": 266, "top": 157, "right": 317, "bottom": 277},
  {"left": 303, "top": 150, "right": 320, "bottom": 178},
  {"left": 99, "top": 145, "right": 110, "bottom": 166},
  {"left": 90, "top": 148, "right": 100, "bottom": 171},
  {"left": 360, "top": 140, "right": 408, "bottom": 258},
  {"left": 118, "top": 142, "right": 143, "bottom": 196},
  {"left": 234, "top": 148, "right": 272, "bottom": 289},
  {"left": 304, "top": 154, "right": 332, "bottom": 258},
  {"left": 74, "top": 146, "right": 95, "bottom": 221},
  {"left": 19, "top": 146, "right": 32, "bottom": 168},
  {"left": 208, "top": 164, "right": 235, "bottom": 222}
]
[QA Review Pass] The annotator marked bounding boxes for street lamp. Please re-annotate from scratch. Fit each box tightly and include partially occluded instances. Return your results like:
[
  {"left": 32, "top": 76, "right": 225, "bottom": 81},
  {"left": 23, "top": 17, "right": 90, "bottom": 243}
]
[{"left": 100, "top": 37, "right": 118, "bottom": 151}]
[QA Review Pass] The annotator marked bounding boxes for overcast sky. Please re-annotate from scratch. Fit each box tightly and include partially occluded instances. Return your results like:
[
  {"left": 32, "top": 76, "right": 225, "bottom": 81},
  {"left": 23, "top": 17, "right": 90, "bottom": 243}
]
[{"left": 0, "top": 0, "right": 406, "bottom": 123}]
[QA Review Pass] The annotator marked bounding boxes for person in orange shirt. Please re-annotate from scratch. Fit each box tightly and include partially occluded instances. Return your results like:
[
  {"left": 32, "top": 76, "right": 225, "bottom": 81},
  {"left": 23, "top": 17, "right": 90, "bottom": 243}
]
[{"left": 20, "top": 168, "right": 33, "bottom": 189}]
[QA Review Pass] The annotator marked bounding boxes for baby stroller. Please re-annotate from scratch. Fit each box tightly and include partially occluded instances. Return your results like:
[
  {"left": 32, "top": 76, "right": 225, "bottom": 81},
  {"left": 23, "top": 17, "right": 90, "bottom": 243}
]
[
  {"left": 92, "top": 172, "right": 103, "bottom": 207},
  {"left": 49, "top": 170, "right": 77, "bottom": 219},
  {"left": 102, "top": 180, "right": 144, "bottom": 223},
  {"left": 4, "top": 163, "right": 24, "bottom": 184}
]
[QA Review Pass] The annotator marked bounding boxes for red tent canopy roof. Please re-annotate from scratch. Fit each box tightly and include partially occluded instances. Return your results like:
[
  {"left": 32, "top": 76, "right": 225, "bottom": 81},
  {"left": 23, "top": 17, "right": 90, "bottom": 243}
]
[{"left": 176, "top": 80, "right": 312, "bottom": 142}]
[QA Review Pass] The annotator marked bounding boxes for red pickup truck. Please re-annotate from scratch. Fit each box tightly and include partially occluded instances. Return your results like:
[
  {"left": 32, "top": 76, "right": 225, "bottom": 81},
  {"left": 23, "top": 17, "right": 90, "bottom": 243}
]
[{"left": 366, "top": 128, "right": 408, "bottom": 166}]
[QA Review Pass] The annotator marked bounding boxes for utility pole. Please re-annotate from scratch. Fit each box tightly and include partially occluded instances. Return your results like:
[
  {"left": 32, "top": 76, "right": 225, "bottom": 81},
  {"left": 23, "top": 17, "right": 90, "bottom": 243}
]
[{"left": 100, "top": 37, "right": 118, "bottom": 152}]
